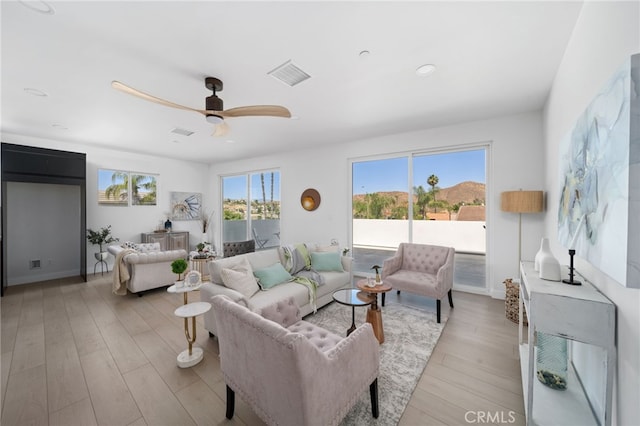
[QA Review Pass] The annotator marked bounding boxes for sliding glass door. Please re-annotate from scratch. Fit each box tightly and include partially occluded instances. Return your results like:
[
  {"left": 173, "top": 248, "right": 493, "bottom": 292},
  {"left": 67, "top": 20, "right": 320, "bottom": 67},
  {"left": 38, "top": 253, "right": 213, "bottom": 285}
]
[
  {"left": 351, "top": 147, "right": 487, "bottom": 290},
  {"left": 222, "top": 170, "right": 280, "bottom": 250}
]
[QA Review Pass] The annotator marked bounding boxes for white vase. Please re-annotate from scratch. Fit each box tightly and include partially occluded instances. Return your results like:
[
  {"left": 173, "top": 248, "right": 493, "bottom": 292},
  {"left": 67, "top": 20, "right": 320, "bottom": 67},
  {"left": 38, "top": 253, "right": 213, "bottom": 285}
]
[
  {"left": 201, "top": 233, "right": 208, "bottom": 244},
  {"left": 535, "top": 237, "right": 561, "bottom": 281},
  {"left": 539, "top": 253, "right": 561, "bottom": 281},
  {"left": 534, "top": 238, "right": 551, "bottom": 271}
]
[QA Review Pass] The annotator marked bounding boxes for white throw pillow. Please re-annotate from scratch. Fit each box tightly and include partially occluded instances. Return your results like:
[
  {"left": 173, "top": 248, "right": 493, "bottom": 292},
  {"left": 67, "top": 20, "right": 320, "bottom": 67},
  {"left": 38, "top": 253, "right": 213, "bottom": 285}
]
[{"left": 220, "top": 267, "right": 259, "bottom": 299}]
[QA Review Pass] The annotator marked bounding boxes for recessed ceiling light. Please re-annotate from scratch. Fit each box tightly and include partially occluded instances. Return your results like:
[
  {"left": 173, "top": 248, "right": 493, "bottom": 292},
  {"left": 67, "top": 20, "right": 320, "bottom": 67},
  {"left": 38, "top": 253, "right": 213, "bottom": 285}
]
[
  {"left": 416, "top": 64, "right": 436, "bottom": 76},
  {"left": 225, "top": 140, "right": 236, "bottom": 144},
  {"left": 52, "top": 124, "right": 68, "bottom": 130},
  {"left": 24, "top": 88, "right": 48, "bottom": 97},
  {"left": 359, "top": 50, "right": 370, "bottom": 58},
  {"left": 172, "top": 140, "right": 181, "bottom": 144},
  {"left": 18, "top": 1, "right": 55, "bottom": 15},
  {"left": 290, "top": 115, "right": 300, "bottom": 120}
]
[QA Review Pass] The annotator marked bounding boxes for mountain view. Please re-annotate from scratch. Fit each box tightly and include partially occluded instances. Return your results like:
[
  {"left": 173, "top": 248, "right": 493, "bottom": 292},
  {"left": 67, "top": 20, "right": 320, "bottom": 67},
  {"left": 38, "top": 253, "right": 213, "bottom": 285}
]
[{"left": 352, "top": 181, "right": 485, "bottom": 220}]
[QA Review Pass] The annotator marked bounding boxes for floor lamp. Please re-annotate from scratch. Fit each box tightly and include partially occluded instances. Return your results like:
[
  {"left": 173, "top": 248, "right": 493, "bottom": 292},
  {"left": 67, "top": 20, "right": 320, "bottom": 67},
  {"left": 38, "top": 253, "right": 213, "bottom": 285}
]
[{"left": 501, "top": 190, "right": 544, "bottom": 275}]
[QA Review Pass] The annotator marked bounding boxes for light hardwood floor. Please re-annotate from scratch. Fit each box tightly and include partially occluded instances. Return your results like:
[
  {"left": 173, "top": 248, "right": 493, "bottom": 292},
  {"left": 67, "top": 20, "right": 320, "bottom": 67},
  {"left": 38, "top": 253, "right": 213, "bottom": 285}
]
[{"left": 1, "top": 274, "right": 524, "bottom": 426}]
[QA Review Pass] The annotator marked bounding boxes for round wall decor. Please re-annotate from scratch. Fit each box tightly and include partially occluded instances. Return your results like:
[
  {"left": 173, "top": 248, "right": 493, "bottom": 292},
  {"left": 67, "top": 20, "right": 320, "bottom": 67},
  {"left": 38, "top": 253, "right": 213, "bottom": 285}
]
[{"left": 301, "top": 188, "right": 321, "bottom": 211}]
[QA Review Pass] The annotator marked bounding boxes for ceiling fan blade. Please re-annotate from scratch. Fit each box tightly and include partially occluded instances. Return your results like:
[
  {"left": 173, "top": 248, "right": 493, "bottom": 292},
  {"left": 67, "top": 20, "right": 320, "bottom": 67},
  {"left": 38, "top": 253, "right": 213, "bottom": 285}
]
[
  {"left": 212, "top": 121, "right": 230, "bottom": 137},
  {"left": 111, "top": 81, "right": 208, "bottom": 116},
  {"left": 220, "top": 105, "right": 291, "bottom": 118}
]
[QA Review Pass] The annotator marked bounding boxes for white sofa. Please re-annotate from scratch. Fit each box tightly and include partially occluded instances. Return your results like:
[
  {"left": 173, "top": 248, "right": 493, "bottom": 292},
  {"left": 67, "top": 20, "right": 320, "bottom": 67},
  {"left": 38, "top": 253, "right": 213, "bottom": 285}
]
[
  {"left": 200, "top": 245, "right": 352, "bottom": 337},
  {"left": 108, "top": 242, "right": 188, "bottom": 295}
]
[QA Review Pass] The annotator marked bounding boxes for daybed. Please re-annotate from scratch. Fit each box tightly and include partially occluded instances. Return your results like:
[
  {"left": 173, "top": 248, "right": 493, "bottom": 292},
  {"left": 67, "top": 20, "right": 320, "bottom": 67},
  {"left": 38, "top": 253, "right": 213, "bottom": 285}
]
[
  {"left": 108, "top": 242, "right": 188, "bottom": 295},
  {"left": 200, "top": 244, "right": 352, "bottom": 336}
]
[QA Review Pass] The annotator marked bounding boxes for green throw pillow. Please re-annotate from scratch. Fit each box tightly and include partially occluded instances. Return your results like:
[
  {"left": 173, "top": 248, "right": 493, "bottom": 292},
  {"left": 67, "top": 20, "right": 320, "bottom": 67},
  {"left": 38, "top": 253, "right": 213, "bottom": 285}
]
[
  {"left": 253, "top": 262, "right": 293, "bottom": 290},
  {"left": 310, "top": 251, "right": 344, "bottom": 272}
]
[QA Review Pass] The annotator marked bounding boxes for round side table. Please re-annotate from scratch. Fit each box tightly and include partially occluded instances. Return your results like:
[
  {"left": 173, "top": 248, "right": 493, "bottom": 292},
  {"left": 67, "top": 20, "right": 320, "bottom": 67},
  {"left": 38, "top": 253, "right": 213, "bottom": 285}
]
[
  {"left": 332, "top": 288, "right": 375, "bottom": 336},
  {"left": 174, "top": 301, "right": 211, "bottom": 368},
  {"left": 356, "top": 280, "right": 392, "bottom": 344}
]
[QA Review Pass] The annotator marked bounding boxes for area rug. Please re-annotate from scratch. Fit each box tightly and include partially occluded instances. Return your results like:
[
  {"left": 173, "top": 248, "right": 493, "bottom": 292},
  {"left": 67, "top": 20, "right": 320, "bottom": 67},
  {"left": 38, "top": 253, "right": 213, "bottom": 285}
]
[{"left": 305, "top": 300, "right": 447, "bottom": 425}]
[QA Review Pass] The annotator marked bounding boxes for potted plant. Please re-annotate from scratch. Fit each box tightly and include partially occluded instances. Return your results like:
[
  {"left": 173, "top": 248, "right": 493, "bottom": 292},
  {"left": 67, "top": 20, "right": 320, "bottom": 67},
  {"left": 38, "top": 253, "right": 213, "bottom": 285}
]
[
  {"left": 371, "top": 264, "right": 382, "bottom": 283},
  {"left": 171, "top": 258, "right": 188, "bottom": 282},
  {"left": 86, "top": 225, "right": 119, "bottom": 261}
]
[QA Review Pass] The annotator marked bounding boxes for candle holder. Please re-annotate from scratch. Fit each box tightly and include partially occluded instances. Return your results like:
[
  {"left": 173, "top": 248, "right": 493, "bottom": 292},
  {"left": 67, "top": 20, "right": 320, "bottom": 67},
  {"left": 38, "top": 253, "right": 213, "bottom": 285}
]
[{"left": 562, "top": 249, "right": 582, "bottom": 285}]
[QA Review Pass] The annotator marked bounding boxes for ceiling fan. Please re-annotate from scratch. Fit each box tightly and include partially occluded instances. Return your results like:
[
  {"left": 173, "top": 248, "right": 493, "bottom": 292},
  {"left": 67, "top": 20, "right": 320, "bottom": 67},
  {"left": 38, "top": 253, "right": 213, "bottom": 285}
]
[{"left": 111, "top": 77, "right": 291, "bottom": 137}]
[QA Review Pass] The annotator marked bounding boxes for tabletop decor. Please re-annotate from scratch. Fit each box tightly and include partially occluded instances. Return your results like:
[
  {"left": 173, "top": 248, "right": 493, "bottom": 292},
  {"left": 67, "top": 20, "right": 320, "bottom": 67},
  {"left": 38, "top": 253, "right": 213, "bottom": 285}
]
[
  {"left": 371, "top": 264, "right": 382, "bottom": 283},
  {"left": 171, "top": 258, "right": 188, "bottom": 282}
]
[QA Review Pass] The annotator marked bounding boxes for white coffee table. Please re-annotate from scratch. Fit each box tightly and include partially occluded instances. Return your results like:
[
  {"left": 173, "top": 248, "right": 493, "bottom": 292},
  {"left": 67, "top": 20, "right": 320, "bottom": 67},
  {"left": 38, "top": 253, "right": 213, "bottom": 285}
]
[{"left": 174, "top": 301, "right": 211, "bottom": 368}]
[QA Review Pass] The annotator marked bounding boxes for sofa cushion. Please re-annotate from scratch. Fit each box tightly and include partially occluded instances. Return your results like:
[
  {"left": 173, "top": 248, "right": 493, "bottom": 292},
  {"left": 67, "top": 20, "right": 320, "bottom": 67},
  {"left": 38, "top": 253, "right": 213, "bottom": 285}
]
[
  {"left": 220, "top": 267, "right": 259, "bottom": 299},
  {"left": 121, "top": 241, "right": 140, "bottom": 251},
  {"left": 279, "top": 244, "right": 310, "bottom": 274},
  {"left": 137, "top": 242, "right": 161, "bottom": 253},
  {"left": 254, "top": 262, "right": 293, "bottom": 290},
  {"left": 310, "top": 251, "right": 344, "bottom": 272},
  {"left": 210, "top": 256, "right": 252, "bottom": 285}
]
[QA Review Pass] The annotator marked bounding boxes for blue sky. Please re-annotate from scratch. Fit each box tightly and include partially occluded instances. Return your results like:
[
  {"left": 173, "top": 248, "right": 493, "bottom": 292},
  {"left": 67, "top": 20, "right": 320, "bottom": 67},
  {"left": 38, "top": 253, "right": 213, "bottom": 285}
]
[
  {"left": 223, "top": 172, "right": 281, "bottom": 201},
  {"left": 221, "top": 150, "right": 485, "bottom": 199},
  {"left": 353, "top": 149, "right": 485, "bottom": 194}
]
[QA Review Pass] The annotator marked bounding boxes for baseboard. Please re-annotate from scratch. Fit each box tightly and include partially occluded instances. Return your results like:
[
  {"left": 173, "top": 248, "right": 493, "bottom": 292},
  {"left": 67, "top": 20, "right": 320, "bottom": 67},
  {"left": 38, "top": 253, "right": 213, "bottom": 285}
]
[{"left": 8, "top": 268, "right": 81, "bottom": 286}]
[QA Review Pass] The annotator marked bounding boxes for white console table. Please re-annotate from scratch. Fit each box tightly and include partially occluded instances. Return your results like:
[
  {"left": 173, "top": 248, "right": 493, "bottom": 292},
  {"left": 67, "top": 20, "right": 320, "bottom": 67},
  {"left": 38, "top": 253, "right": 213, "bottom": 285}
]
[{"left": 519, "top": 261, "right": 616, "bottom": 426}]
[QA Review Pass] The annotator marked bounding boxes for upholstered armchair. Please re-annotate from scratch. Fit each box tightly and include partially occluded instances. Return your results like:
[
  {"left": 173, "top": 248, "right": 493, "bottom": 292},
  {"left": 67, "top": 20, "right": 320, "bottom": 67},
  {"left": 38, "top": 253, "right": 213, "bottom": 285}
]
[
  {"left": 211, "top": 295, "right": 380, "bottom": 426},
  {"left": 222, "top": 239, "right": 255, "bottom": 257},
  {"left": 382, "top": 243, "right": 455, "bottom": 323}
]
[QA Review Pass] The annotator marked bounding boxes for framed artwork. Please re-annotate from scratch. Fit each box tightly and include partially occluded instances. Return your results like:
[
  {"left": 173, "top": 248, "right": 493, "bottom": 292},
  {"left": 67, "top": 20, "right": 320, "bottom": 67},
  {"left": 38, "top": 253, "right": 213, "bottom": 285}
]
[
  {"left": 131, "top": 173, "right": 157, "bottom": 206},
  {"left": 171, "top": 191, "right": 202, "bottom": 220},
  {"left": 98, "top": 169, "right": 128, "bottom": 205},
  {"left": 557, "top": 53, "right": 639, "bottom": 288},
  {"left": 184, "top": 270, "right": 202, "bottom": 288}
]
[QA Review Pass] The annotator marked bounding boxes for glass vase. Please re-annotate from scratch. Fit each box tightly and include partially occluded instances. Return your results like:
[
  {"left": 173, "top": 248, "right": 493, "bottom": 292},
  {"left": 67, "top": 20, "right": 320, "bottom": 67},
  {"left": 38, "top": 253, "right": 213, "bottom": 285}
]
[{"left": 536, "top": 332, "right": 568, "bottom": 390}]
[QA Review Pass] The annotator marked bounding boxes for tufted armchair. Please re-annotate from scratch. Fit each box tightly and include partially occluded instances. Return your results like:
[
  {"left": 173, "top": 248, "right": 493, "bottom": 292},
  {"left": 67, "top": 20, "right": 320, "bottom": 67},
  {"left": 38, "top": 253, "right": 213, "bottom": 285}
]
[
  {"left": 211, "top": 295, "right": 380, "bottom": 426},
  {"left": 382, "top": 243, "right": 455, "bottom": 323}
]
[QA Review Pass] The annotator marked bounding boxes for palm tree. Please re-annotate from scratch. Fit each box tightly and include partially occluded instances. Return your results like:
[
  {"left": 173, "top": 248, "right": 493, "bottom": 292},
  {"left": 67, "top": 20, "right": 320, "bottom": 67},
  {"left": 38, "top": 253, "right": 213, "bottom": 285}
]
[
  {"left": 105, "top": 171, "right": 129, "bottom": 202},
  {"left": 270, "top": 172, "right": 274, "bottom": 219},
  {"left": 132, "top": 174, "right": 157, "bottom": 205},
  {"left": 427, "top": 174, "right": 439, "bottom": 212},
  {"left": 260, "top": 173, "right": 266, "bottom": 219},
  {"left": 413, "top": 185, "right": 430, "bottom": 219}
]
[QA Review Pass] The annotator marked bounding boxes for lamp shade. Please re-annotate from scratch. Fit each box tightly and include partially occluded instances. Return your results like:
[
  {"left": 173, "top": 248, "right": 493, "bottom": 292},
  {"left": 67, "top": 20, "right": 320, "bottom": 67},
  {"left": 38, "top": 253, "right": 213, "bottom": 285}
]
[{"left": 501, "top": 191, "right": 544, "bottom": 213}]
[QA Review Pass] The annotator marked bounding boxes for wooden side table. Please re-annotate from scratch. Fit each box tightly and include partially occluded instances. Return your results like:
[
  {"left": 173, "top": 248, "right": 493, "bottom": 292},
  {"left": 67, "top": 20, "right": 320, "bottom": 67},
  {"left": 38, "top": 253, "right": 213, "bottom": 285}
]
[{"left": 356, "top": 280, "right": 392, "bottom": 344}]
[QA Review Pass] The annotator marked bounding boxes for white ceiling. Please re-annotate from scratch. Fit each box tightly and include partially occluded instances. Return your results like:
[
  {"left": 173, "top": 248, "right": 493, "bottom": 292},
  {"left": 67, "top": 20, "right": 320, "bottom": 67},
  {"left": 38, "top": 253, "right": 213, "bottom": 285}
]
[{"left": 1, "top": 1, "right": 583, "bottom": 164}]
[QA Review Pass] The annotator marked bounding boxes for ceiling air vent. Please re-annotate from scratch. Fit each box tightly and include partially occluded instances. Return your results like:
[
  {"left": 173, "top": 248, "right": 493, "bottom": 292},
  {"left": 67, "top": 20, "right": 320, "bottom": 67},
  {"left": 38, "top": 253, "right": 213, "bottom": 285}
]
[
  {"left": 268, "top": 60, "right": 311, "bottom": 87},
  {"left": 170, "top": 127, "right": 194, "bottom": 136}
]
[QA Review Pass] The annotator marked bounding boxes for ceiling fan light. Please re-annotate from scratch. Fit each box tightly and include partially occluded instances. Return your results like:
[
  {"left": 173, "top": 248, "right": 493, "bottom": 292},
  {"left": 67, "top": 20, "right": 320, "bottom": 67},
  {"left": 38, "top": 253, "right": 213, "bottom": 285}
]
[{"left": 206, "top": 114, "right": 224, "bottom": 124}]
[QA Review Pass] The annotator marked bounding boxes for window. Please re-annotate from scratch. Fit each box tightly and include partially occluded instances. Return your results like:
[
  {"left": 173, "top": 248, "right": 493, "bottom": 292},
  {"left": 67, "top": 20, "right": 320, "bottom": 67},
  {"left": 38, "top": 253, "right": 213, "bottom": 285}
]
[{"left": 222, "top": 170, "right": 280, "bottom": 250}]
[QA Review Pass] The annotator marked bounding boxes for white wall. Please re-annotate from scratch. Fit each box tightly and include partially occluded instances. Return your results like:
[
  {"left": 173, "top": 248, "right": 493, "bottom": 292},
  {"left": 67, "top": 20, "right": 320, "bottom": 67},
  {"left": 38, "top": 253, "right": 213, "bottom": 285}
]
[
  {"left": 210, "top": 111, "right": 545, "bottom": 298},
  {"left": 543, "top": 2, "right": 639, "bottom": 424},
  {"left": 2, "top": 133, "right": 212, "bottom": 276}
]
